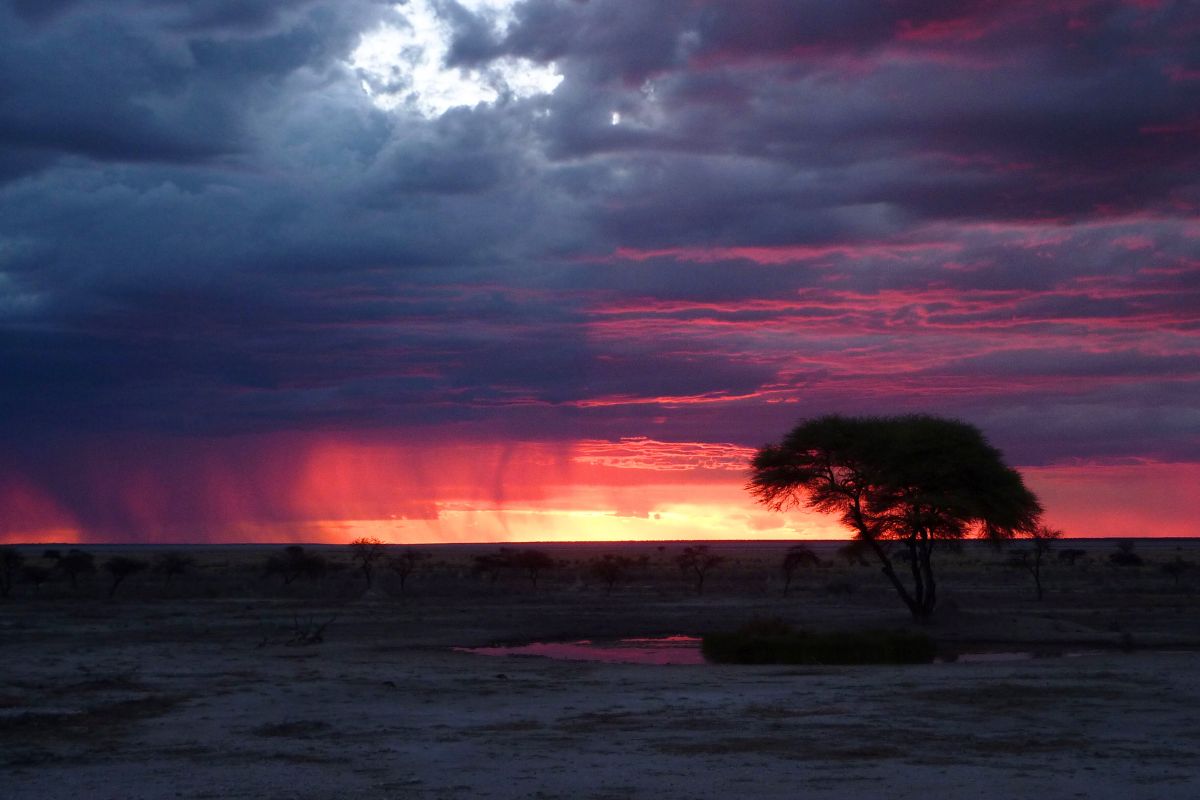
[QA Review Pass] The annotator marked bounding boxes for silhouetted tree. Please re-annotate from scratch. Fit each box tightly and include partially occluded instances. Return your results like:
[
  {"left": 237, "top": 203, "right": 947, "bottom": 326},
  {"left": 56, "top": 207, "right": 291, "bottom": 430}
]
[
  {"left": 471, "top": 550, "right": 512, "bottom": 583},
  {"left": 749, "top": 415, "right": 1042, "bottom": 621},
  {"left": 388, "top": 548, "right": 430, "bottom": 593},
  {"left": 153, "top": 551, "right": 195, "bottom": 585},
  {"left": 1008, "top": 525, "right": 1062, "bottom": 600},
  {"left": 104, "top": 556, "right": 148, "bottom": 598},
  {"left": 1109, "top": 540, "right": 1143, "bottom": 567},
  {"left": 781, "top": 544, "right": 821, "bottom": 596},
  {"left": 1162, "top": 555, "right": 1193, "bottom": 588},
  {"left": 512, "top": 549, "right": 555, "bottom": 589},
  {"left": 0, "top": 547, "right": 23, "bottom": 598},
  {"left": 836, "top": 540, "right": 871, "bottom": 566},
  {"left": 349, "top": 537, "right": 387, "bottom": 589},
  {"left": 1057, "top": 548, "right": 1087, "bottom": 566},
  {"left": 676, "top": 545, "right": 725, "bottom": 595},
  {"left": 263, "top": 545, "right": 327, "bottom": 585},
  {"left": 52, "top": 549, "right": 96, "bottom": 589},
  {"left": 588, "top": 554, "right": 635, "bottom": 592},
  {"left": 21, "top": 564, "right": 52, "bottom": 594}
]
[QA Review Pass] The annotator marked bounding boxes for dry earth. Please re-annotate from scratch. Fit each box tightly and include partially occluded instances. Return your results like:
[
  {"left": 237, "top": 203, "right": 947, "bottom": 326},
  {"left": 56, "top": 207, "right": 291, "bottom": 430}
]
[{"left": 2, "top": 541, "right": 1199, "bottom": 799}]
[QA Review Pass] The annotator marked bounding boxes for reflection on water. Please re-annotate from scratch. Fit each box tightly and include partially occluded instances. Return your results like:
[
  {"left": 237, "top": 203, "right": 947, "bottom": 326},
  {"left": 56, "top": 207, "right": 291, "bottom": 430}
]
[
  {"left": 457, "top": 638, "right": 1110, "bottom": 666},
  {"left": 947, "top": 650, "right": 1102, "bottom": 663},
  {"left": 456, "top": 635, "right": 706, "bottom": 665}
]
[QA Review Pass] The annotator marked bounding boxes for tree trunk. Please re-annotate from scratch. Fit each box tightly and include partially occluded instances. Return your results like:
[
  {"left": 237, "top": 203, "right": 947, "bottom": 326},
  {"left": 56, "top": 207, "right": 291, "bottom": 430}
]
[
  {"left": 906, "top": 540, "right": 925, "bottom": 613},
  {"left": 918, "top": 537, "right": 937, "bottom": 618},
  {"left": 862, "top": 537, "right": 921, "bottom": 619}
]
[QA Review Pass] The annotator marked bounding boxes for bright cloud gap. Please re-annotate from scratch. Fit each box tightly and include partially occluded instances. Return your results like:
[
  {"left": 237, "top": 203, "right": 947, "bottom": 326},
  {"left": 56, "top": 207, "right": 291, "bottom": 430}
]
[{"left": 350, "top": 0, "right": 563, "bottom": 117}]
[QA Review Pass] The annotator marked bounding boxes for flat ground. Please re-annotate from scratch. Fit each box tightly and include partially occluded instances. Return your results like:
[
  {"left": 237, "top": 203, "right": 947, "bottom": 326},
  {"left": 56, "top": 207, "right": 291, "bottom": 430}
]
[{"left": 2, "top": 540, "right": 1199, "bottom": 799}]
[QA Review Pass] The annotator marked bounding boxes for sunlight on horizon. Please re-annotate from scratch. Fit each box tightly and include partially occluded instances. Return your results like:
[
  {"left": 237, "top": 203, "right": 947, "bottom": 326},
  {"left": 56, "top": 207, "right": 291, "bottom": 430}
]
[{"left": 2, "top": 437, "right": 1197, "bottom": 544}]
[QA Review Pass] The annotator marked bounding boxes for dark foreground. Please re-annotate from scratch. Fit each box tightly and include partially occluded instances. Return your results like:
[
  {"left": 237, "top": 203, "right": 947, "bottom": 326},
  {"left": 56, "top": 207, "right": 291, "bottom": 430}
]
[{"left": 2, "top": 540, "right": 1199, "bottom": 799}]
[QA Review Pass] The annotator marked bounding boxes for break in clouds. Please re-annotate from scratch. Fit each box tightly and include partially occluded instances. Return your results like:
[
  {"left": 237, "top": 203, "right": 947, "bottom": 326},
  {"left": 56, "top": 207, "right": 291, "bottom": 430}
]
[{"left": 1, "top": 1, "right": 1198, "bottom": 538}]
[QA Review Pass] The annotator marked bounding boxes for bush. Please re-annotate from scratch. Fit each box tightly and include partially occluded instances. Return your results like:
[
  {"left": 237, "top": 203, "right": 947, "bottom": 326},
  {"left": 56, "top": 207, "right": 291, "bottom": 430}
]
[
  {"left": 824, "top": 578, "right": 856, "bottom": 595},
  {"left": 263, "top": 545, "right": 327, "bottom": 586},
  {"left": 1109, "top": 540, "right": 1143, "bottom": 567},
  {"left": 105, "top": 556, "right": 149, "bottom": 598},
  {"left": 702, "top": 622, "right": 936, "bottom": 665}
]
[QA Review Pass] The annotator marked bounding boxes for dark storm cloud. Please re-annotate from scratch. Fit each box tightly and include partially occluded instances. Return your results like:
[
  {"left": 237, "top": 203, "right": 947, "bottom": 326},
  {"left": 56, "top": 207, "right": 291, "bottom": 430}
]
[
  {"left": 1, "top": 0, "right": 1199, "bottom": 538},
  {"left": 509, "top": 0, "right": 1200, "bottom": 222},
  {"left": 0, "top": 1, "right": 387, "bottom": 171}
]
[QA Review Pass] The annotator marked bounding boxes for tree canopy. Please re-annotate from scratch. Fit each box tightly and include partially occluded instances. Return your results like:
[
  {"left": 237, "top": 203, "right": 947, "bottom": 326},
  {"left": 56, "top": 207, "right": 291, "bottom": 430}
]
[{"left": 748, "top": 414, "right": 1042, "bottom": 620}]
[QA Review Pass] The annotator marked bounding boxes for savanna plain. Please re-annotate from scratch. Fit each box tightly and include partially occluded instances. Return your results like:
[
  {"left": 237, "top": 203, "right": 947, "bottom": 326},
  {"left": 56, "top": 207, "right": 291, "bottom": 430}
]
[{"left": 2, "top": 539, "right": 1199, "bottom": 799}]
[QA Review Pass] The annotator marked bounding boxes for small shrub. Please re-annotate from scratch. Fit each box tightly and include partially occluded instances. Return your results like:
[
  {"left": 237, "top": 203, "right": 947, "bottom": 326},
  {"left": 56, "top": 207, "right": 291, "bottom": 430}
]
[
  {"left": 1057, "top": 548, "right": 1087, "bottom": 565},
  {"left": 676, "top": 545, "right": 725, "bottom": 595},
  {"left": 781, "top": 545, "right": 821, "bottom": 596},
  {"left": 702, "top": 622, "right": 936, "bottom": 665},
  {"left": 263, "top": 545, "right": 327, "bottom": 586},
  {"left": 1109, "top": 540, "right": 1143, "bottom": 568},
  {"left": 21, "top": 564, "right": 53, "bottom": 594},
  {"left": 52, "top": 549, "right": 96, "bottom": 589},
  {"left": 153, "top": 552, "right": 195, "bottom": 584},
  {"left": 836, "top": 541, "right": 871, "bottom": 567},
  {"left": 1162, "top": 556, "right": 1193, "bottom": 587},
  {"left": 471, "top": 550, "right": 511, "bottom": 583},
  {"left": 512, "top": 549, "right": 555, "bottom": 589},
  {"left": 349, "top": 538, "right": 387, "bottom": 589},
  {"left": 104, "top": 556, "right": 149, "bottom": 598},
  {"left": 587, "top": 554, "right": 635, "bottom": 592},
  {"left": 730, "top": 617, "right": 793, "bottom": 637},
  {"left": 824, "top": 578, "right": 855, "bottom": 595},
  {"left": 388, "top": 548, "right": 430, "bottom": 593},
  {"left": 0, "top": 547, "right": 23, "bottom": 597}
]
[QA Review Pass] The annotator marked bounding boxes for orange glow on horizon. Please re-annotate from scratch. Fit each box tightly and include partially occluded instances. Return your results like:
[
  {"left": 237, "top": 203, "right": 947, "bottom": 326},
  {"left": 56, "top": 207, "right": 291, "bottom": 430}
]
[
  {"left": 0, "top": 479, "right": 82, "bottom": 544},
  {"left": 0, "top": 434, "right": 1196, "bottom": 544}
]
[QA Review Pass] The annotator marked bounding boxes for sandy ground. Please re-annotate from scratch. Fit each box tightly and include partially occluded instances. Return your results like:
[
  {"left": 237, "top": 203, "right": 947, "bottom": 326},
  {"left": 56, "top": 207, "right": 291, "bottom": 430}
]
[{"left": 3, "top": 586, "right": 1199, "bottom": 800}]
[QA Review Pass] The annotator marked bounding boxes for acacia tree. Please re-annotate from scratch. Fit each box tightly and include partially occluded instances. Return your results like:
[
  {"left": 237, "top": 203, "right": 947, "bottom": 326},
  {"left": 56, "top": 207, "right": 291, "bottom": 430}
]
[
  {"left": 263, "top": 545, "right": 327, "bottom": 586},
  {"left": 153, "top": 551, "right": 195, "bottom": 585},
  {"left": 1008, "top": 525, "right": 1062, "bottom": 600},
  {"left": 0, "top": 547, "right": 23, "bottom": 598},
  {"left": 512, "top": 549, "right": 555, "bottom": 589},
  {"left": 388, "top": 548, "right": 430, "bottom": 594},
  {"left": 1110, "top": 540, "right": 1143, "bottom": 567},
  {"left": 349, "top": 538, "right": 387, "bottom": 589},
  {"left": 52, "top": 549, "right": 96, "bottom": 590},
  {"left": 1057, "top": 548, "right": 1087, "bottom": 566},
  {"left": 749, "top": 415, "right": 1042, "bottom": 621},
  {"left": 781, "top": 544, "right": 821, "bottom": 596},
  {"left": 104, "top": 556, "right": 148, "bottom": 598},
  {"left": 471, "top": 550, "right": 511, "bottom": 584},
  {"left": 1163, "top": 555, "right": 1193, "bottom": 588},
  {"left": 588, "top": 554, "right": 635, "bottom": 592},
  {"left": 676, "top": 545, "right": 724, "bottom": 595},
  {"left": 21, "top": 564, "right": 52, "bottom": 594},
  {"left": 837, "top": 540, "right": 871, "bottom": 567}
]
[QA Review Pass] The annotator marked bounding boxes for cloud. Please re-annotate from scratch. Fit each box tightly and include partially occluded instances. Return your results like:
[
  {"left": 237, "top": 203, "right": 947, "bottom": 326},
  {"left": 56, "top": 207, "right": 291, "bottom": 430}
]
[{"left": 1, "top": 0, "right": 1198, "bottom": 539}]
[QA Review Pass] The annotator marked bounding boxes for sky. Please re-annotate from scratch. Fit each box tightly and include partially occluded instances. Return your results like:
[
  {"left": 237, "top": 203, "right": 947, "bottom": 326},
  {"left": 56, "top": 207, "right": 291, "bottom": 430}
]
[{"left": 1, "top": 0, "right": 1198, "bottom": 544}]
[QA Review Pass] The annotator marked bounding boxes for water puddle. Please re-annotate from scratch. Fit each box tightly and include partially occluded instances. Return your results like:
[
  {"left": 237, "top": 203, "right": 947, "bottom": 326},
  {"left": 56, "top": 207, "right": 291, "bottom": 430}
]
[
  {"left": 457, "top": 638, "right": 1113, "bottom": 666},
  {"left": 944, "top": 650, "right": 1102, "bottom": 663},
  {"left": 456, "top": 635, "right": 706, "bottom": 665}
]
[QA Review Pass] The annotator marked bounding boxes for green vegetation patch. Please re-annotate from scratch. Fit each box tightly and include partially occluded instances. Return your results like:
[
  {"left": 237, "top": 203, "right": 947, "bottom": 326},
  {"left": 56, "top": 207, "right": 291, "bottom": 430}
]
[{"left": 702, "top": 620, "right": 936, "bottom": 665}]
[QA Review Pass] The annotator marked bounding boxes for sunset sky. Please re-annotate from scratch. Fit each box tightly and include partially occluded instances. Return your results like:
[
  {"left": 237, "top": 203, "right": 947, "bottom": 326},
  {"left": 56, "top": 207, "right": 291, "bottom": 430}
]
[{"left": 1, "top": 0, "right": 1197, "bottom": 544}]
